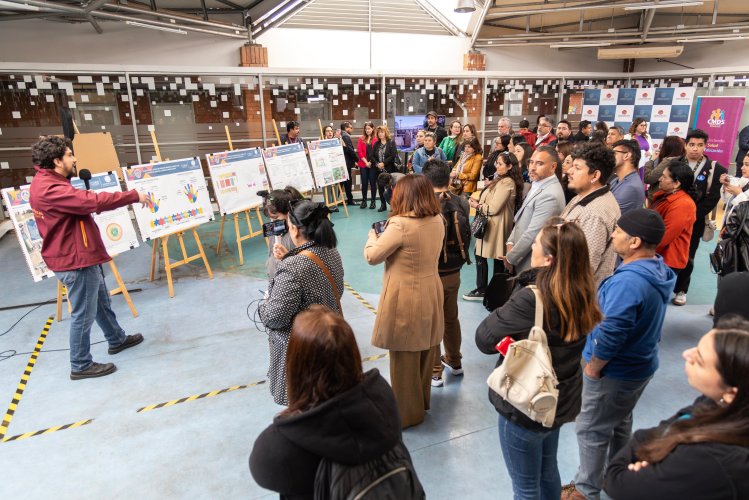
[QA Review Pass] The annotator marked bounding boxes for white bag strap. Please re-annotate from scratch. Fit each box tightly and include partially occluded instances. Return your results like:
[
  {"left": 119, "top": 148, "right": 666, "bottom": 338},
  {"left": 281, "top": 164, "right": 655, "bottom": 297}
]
[{"left": 527, "top": 285, "right": 549, "bottom": 349}]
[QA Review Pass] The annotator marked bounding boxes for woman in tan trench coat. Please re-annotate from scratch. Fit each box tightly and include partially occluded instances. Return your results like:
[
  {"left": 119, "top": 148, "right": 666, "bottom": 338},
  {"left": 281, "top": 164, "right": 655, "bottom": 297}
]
[
  {"left": 463, "top": 151, "right": 524, "bottom": 302},
  {"left": 364, "top": 175, "right": 445, "bottom": 428}
]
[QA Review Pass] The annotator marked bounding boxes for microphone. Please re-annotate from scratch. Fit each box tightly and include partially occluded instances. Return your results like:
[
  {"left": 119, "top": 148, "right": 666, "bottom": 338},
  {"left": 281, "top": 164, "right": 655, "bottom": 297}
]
[{"left": 79, "top": 169, "right": 92, "bottom": 190}]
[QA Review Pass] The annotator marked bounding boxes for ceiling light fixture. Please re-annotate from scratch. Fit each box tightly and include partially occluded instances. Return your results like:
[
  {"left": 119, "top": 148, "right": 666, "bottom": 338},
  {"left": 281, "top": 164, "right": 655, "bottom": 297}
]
[
  {"left": 125, "top": 20, "right": 187, "bottom": 35},
  {"left": 0, "top": 0, "right": 41, "bottom": 11},
  {"left": 677, "top": 36, "right": 748, "bottom": 43},
  {"left": 455, "top": 0, "right": 475, "bottom": 13},
  {"left": 624, "top": 1, "right": 703, "bottom": 10},
  {"left": 598, "top": 45, "right": 684, "bottom": 59},
  {"left": 550, "top": 42, "right": 612, "bottom": 48}
]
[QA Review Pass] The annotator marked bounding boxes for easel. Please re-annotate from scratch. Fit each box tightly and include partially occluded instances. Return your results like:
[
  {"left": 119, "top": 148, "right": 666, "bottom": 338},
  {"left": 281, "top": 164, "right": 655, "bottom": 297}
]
[
  {"left": 147, "top": 129, "right": 214, "bottom": 298},
  {"left": 56, "top": 259, "right": 138, "bottom": 321},
  {"left": 272, "top": 119, "right": 282, "bottom": 146},
  {"left": 214, "top": 127, "right": 268, "bottom": 265},
  {"left": 323, "top": 183, "right": 350, "bottom": 217}
]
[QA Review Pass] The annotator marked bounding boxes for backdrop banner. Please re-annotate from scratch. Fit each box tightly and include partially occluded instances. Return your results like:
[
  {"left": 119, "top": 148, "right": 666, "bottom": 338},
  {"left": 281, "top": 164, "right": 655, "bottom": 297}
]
[{"left": 692, "top": 96, "right": 746, "bottom": 167}]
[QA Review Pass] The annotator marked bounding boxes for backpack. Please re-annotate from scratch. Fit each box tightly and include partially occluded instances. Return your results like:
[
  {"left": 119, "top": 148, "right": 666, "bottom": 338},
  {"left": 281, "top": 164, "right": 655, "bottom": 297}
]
[
  {"left": 314, "top": 440, "right": 425, "bottom": 500},
  {"left": 486, "top": 285, "right": 559, "bottom": 428},
  {"left": 438, "top": 191, "right": 472, "bottom": 271}
]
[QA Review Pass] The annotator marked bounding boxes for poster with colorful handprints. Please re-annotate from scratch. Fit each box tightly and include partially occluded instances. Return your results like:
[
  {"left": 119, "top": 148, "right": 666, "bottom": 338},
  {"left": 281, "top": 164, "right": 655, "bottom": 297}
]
[
  {"left": 1, "top": 185, "right": 54, "bottom": 282},
  {"left": 308, "top": 139, "right": 349, "bottom": 188},
  {"left": 122, "top": 157, "right": 214, "bottom": 240},
  {"left": 262, "top": 142, "right": 315, "bottom": 192},
  {"left": 71, "top": 172, "right": 139, "bottom": 255},
  {"left": 206, "top": 147, "right": 270, "bottom": 216}
]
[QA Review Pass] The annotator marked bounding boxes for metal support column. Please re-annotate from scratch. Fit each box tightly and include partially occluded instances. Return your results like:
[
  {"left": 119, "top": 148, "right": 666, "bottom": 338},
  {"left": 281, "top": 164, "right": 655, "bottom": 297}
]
[
  {"left": 381, "top": 75, "right": 386, "bottom": 125},
  {"left": 258, "top": 74, "right": 268, "bottom": 146},
  {"left": 557, "top": 77, "right": 565, "bottom": 125},
  {"left": 480, "top": 77, "right": 488, "bottom": 148},
  {"left": 124, "top": 72, "right": 142, "bottom": 164}
]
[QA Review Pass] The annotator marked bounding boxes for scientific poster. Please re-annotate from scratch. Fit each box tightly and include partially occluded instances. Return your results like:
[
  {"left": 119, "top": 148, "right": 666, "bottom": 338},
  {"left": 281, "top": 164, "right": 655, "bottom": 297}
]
[
  {"left": 71, "top": 172, "right": 139, "bottom": 256},
  {"left": 206, "top": 147, "right": 269, "bottom": 215},
  {"left": 1, "top": 186, "right": 54, "bottom": 282},
  {"left": 262, "top": 142, "right": 315, "bottom": 192},
  {"left": 308, "top": 139, "right": 349, "bottom": 188},
  {"left": 123, "top": 157, "right": 214, "bottom": 241}
]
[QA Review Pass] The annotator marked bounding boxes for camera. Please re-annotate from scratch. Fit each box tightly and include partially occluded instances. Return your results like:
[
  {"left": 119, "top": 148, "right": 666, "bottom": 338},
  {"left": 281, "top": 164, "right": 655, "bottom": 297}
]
[{"left": 262, "top": 219, "right": 288, "bottom": 238}]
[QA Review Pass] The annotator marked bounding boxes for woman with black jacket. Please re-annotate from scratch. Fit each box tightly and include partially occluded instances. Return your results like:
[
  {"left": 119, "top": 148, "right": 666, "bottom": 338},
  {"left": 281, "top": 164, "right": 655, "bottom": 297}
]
[
  {"left": 476, "top": 218, "right": 602, "bottom": 500},
  {"left": 250, "top": 305, "right": 421, "bottom": 500},
  {"left": 369, "top": 124, "right": 399, "bottom": 212},
  {"left": 604, "top": 316, "right": 749, "bottom": 500}
]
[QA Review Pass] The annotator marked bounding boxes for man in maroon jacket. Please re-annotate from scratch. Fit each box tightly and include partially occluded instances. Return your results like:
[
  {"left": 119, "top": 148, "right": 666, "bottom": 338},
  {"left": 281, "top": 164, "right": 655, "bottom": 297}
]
[{"left": 29, "top": 136, "right": 149, "bottom": 380}]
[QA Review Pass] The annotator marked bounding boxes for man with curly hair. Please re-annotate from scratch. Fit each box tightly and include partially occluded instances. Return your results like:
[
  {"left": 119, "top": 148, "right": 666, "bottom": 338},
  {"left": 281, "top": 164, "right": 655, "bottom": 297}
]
[
  {"left": 29, "top": 136, "right": 149, "bottom": 380},
  {"left": 561, "top": 142, "right": 621, "bottom": 285}
]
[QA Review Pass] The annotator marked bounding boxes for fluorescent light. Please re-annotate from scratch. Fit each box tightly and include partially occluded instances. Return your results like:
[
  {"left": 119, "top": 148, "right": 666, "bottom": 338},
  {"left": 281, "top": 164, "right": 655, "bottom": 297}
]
[
  {"left": 678, "top": 37, "right": 747, "bottom": 43},
  {"left": 550, "top": 42, "right": 612, "bottom": 48},
  {"left": 125, "top": 21, "right": 187, "bottom": 35},
  {"left": 598, "top": 45, "right": 684, "bottom": 59},
  {"left": 0, "top": 0, "right": 41, "bottom": 11},
  {"left": 624, "top": 1, "right": 703, "bottom": 10}
]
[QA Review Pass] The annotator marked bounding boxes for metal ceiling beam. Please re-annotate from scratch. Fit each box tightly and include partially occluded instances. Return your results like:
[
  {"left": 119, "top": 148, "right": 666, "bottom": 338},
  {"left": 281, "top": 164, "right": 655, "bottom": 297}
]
[
  {"left": 86, "top": 13, "right": 102, "bottom": 32},
  {"left": 0, "top": 12, "right": 60, "bottom": 20},
  {"left": 469, "top": 0, "right": 493, "bottom": 48},
  {"left": 413, "top": 0, "right": 463, "bottom": 36},
  {"left": 486, "top": 1, "right": 714, "bottom": 21},
  {"left": 84, "top": 0, "right": 110, "bottom": 13},
  {"left": 102, "top": 2, "right": 244, "bottom": 29},
  {"left": 485, "top": 14, "right": 635, "bottom": 31},
  {"left": 640, "top": 0, "right": 658, "bottom": 40},
  {"left": 1, "top": 0, "right": 247, "bottom": 37},
  {"left": 213, "top": 0, "right": 244, "bottom": 10}
]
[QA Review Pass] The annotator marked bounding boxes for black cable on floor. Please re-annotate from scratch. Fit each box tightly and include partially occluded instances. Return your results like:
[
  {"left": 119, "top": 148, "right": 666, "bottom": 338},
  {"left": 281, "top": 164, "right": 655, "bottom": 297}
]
[{"left": 0, "top": 298, "right": 56, "bottom": 338}]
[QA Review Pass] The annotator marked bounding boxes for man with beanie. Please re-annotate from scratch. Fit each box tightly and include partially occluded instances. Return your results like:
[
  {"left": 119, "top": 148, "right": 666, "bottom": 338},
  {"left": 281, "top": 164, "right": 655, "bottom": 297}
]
[{"left": 563, "top": 209, "right": 677, "bottom": 500}]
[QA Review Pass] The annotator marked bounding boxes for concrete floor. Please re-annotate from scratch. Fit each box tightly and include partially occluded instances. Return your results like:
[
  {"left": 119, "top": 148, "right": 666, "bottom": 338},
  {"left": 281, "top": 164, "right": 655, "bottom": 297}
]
[{"left": 0, "top": 204, "right": 716, "bottom": 499}]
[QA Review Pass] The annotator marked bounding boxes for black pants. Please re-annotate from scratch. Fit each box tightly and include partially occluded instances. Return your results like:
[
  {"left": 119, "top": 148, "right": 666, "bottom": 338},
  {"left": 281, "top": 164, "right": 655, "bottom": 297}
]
[
  {"left": 341, "top": 164, "right": 354, "bottom": 202},
  {"left": 674, "top": 219, "right": 704, "bottom": 294},
  {"left": 360, "top": 167, "right": 378, "bottom": 202},
  {"left": 476, "top": 256, "right": 504, "bottom": 292}
]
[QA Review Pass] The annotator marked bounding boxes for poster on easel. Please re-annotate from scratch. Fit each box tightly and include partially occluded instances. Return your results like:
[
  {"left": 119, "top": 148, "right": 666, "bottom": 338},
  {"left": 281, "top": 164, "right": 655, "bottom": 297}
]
[
  {"left": 70, "top": 172, "right": 139, "bottom": 255},
  {"left": 308, "top": 139, "right": 349, "bottom": 188},
  {"left": 262, "top": 142, "right": 315, "bottom": 192},
  {"left": 206, "top": 147, "right": 270, "bottom": 215},
  {"left": 123, "top": 157, "right": 214, "bottom": 241},
  {"left": 1, "top": 186, "right": 54, "bottom": 282}
]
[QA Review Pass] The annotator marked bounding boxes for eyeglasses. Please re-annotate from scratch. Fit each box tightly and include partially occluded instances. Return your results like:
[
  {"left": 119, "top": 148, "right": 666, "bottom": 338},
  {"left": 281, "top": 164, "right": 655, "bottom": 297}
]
[{"left": 612, "top": 149, "right": 628, "bottom": 155}]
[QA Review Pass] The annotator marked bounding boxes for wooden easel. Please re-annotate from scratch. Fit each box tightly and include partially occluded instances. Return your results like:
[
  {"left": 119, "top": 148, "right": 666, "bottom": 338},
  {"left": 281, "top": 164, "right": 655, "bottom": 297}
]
[
  {"left": 56, "top": 258, "right": 138, "bottom": 321},
  {"left": 272, "top": 119, "right": 282, "bottom": 146},
  {"left": 323, "top": 183, "right": 350, "bottom": 218},
  {"left": 147, "top": 129, "right": 214, "bottom": 298},
  {"left": 214, "top": 128, "right": 268, "bottom": 265}
]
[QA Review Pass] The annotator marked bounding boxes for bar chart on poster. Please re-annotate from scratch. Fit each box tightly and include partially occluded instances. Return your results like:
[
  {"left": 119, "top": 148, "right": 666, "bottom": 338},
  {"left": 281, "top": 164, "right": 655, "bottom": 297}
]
[{"left": 206, "top": 147, "right": 270, "bottom": 215}]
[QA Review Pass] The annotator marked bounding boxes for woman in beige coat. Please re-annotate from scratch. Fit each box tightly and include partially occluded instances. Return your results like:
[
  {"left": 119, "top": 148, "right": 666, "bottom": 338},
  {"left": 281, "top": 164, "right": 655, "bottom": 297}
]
[
  {"left": 364, "top": 175, "right": 445, "bottom": 428},
  {"left": 463, "top": 152, "right": 524, "bottom": 301}
]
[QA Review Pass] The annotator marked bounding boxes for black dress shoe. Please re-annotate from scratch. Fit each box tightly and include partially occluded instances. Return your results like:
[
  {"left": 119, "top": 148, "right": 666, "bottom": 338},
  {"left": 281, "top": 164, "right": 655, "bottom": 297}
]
[
  {"left": 346, "top": 199, "right": 356, "bottom": 206},
  {"left": 377, "top": 205, "right": 387, "bottom": 212},
  {"left": 108, "top": 334, "right": 144, "bottom": 355},
  {"left": 70, "top": 362, "right": 117, "bottom": 380},
  {"left": 369, "top": 201, "right": 376, "bottom": 209},
  {"left": 360, "top": 200, "right": 368, "bottom": 209}
]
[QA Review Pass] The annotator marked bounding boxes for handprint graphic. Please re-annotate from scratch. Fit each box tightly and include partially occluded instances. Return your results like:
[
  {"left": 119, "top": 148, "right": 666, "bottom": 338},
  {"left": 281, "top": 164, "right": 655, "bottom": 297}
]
[
  {"left": 147, "top": 192, "right": 159, "bottom": 213},
  {"left": 183, "top": 184, "right": 198, "bottom": 204}
]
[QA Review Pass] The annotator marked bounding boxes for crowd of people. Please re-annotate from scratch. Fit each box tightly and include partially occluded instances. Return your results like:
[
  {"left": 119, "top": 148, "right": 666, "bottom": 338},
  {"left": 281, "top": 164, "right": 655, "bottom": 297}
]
[
  {"left": 26, "top": 108, "right": 749, "bottom": 498},
  {"left": 250, "top": 113, "right": 749, "bottom": 499}
]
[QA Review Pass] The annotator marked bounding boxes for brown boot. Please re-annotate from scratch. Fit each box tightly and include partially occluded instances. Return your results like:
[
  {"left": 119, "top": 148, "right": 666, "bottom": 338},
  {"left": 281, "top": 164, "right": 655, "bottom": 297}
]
[{"left": 560, "top": 482, "right": 586, "bottom": 500}]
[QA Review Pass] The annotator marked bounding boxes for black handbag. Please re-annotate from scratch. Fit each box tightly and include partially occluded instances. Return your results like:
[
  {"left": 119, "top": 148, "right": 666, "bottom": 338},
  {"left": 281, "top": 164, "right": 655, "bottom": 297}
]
[
  {"left": 471, "top": 209, "right": 488, "bottom": 239},
  {"left": 711, "top": 205, "right": 749, "bottom": 276}
]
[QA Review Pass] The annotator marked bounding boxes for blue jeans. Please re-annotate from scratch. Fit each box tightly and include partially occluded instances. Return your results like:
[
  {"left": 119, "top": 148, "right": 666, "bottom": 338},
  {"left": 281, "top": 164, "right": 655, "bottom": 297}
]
[
  {"left": 498, "top": 414, "right": 562, "bottom": 500},
  {"left": 56, "top": 264, "right": 127, "bottom": 371},
  {"left": 573, "top": 374, "right": 652, "bottom": 499}
]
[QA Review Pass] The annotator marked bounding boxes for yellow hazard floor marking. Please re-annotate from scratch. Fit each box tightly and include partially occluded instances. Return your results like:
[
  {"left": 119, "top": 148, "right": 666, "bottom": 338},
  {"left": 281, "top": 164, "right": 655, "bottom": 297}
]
[
  {"left": 0, "top": 316, "right": 53, "bottom": 441},
  {"left": 2, "top": 419, "right": 94, "bottom": 443},
  {"left": 344, "top": 282, "right": 377, "bottom": 315},
  {"left": 137, "top": 380, "right": 267, "bottom": 413}
]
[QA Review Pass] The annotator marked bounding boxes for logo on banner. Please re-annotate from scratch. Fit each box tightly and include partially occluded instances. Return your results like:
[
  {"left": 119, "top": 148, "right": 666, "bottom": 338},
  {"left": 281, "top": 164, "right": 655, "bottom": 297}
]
[{"left": 708, "top": 108, "right": 726, "bottom": 127}]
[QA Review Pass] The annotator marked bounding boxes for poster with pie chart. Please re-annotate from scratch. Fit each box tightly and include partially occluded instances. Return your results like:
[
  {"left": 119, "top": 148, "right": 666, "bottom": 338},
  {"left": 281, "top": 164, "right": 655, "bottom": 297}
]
[{"left": 71, "top": 172, "right": 140, "bottom": 255}]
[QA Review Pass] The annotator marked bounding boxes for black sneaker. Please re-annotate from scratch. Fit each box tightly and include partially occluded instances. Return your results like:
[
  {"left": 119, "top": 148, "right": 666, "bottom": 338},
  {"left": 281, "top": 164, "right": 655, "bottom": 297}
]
[
  {"left": 360, "top": 200, "right": 368, "bottom": 209},
  {"left": 71, "top": 362, "right": 117, "bottom": 380},
  {"left": 462, "top": 289, "right": 484, "bottom": 301},
  {"left": 346, "top": 199, "right": 356, "bottom": 206},
  {"left": 369, "top": 201, "right": 376, "bottom": 209},
  {"left": 377, "top": 205, "right": 387, "bottom": 212},
  {"left": 108, "top": 334, "right": 144, "bottom": 355}
]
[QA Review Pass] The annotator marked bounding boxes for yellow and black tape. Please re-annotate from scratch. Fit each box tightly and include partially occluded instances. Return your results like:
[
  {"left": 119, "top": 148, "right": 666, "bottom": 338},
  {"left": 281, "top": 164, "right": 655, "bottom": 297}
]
[
  {"left": 0, "top": 316, "right": 53, "bottom": 440},
  {"left": 2, "top": 418, "right": 94, "bottom": 443},
  {"left": 362, "top": 353, "right": 389, "bottom": 362},
  {"left": 343, "top": 282, "right": 377, "bottom": 315},
  {"left": 137, "top": 380, "right": 267, "bottom": 413}
]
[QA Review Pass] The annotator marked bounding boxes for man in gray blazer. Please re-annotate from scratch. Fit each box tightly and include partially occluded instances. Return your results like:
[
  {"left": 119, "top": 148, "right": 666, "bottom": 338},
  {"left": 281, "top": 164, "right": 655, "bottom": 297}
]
[{"left": 504, "top": 146, "right": 566, "bottom": 273}]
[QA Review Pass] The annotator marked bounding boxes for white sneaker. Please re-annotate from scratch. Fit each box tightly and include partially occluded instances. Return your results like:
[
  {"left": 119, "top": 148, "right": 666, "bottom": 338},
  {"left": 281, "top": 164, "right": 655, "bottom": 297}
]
[
  {"left": 672, "top": 292, "right": 687, "bottom": 306},
  {"left": 431, "top": 376, "right": 444, "bottom": 387}
]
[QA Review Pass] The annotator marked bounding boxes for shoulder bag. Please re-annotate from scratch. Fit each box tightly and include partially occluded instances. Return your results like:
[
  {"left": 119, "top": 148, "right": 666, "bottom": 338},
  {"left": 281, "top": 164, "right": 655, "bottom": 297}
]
[
  {"left": 301, "top": 250, "right": 343, "bottom": 317},
  {"left": 486, "top": 285, "right": 559, "bottom": 428}
]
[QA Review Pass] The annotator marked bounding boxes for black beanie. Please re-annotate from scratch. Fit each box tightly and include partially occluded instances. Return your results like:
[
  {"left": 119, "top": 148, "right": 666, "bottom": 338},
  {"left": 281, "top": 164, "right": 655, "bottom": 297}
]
[{"left": 616, "top": 208, "right": 666, "bottom": 245}]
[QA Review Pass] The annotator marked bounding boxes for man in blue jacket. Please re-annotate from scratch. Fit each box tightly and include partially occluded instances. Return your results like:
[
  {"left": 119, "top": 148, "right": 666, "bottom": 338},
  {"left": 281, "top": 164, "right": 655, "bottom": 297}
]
[{"left": 563, "top": 208, "right": 676, "bottom": 500}]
